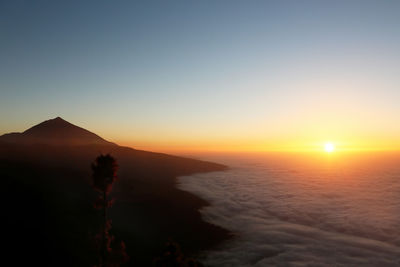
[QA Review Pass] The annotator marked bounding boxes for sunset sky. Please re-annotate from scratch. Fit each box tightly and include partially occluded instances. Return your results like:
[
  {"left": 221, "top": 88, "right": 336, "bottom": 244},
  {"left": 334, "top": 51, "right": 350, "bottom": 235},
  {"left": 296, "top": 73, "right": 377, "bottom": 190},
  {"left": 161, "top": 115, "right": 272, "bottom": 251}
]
[{"left": 1, "top": 1, "right": 400, "bottom": 152}]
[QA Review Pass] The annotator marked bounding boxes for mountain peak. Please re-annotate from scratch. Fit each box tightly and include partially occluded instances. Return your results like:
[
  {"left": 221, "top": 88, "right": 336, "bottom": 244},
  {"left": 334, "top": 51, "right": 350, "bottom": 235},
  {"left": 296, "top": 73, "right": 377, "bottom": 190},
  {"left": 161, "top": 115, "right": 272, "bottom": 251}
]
[
  {"left": 24, "top": 117, "right": 74, "bottom": 134},
  {"left": 54, "top": 116, "right": 65, "bottom": 121},
  {"left": 1, "top": 117, "right": 114, "bottom": 146}
]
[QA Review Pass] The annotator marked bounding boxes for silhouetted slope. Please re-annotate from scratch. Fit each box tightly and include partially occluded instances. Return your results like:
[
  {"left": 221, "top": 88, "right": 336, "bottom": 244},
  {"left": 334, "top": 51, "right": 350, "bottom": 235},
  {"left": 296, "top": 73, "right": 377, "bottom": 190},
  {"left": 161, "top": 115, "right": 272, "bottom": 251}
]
[
  {"left": 0, "top": 117, "right": 114, "bottom": 146},
  {"left": 1, "top": 118, "right": 230, "bottom": 266}
]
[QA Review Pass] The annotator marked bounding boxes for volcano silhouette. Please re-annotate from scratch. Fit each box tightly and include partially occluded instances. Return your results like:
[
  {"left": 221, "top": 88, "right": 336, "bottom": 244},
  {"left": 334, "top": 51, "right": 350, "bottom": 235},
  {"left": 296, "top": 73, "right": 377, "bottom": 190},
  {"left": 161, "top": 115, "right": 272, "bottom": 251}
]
[{"left": 0, "top": 117, "right": 114, "bottom": 146}]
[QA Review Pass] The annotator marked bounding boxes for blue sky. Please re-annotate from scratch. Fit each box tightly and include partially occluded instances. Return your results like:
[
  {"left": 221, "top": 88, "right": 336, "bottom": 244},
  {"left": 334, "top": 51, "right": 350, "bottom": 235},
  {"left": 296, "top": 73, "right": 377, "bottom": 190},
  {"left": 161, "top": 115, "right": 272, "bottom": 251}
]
[{"left": 1, "top": 0, "right": 400, "bottom": 151}]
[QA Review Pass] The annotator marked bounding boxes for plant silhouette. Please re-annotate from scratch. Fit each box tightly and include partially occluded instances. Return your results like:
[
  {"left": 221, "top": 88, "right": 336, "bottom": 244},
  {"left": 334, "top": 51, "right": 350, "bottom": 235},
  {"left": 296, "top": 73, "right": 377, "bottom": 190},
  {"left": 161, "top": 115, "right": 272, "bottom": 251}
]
[{"left": 92, "top": 154, "right": 128, "bottom": 267}]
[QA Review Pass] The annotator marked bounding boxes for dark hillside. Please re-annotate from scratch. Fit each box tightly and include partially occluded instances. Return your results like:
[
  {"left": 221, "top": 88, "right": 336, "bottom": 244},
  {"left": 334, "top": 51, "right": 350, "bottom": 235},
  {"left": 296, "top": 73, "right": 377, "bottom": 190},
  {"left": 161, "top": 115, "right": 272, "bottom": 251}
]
[{"left": 1, "top": 118, "right": 230, "bottom": 266}]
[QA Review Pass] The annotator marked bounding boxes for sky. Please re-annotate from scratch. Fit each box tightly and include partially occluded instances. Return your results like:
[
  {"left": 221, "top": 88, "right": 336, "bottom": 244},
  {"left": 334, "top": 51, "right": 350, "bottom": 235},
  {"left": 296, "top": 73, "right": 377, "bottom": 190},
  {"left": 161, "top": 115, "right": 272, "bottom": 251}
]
[{"left": 1, "top": 0, "right": 400, "bottom": 152}]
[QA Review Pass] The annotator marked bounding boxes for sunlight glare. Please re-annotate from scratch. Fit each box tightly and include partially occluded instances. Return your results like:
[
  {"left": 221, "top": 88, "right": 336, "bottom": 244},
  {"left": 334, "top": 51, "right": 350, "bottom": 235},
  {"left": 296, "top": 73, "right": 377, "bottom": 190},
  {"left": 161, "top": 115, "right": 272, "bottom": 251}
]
[{"left": 324, "top": 142, "right": 335, "bottom": 153}]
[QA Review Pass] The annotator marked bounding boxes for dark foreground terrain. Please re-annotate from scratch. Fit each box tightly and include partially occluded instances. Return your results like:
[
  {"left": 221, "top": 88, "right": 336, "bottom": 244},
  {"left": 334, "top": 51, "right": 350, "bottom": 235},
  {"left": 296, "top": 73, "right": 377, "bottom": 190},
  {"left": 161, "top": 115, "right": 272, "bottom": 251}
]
[{"left": 1, "top": 118, "right": 230, "bottom": 266}]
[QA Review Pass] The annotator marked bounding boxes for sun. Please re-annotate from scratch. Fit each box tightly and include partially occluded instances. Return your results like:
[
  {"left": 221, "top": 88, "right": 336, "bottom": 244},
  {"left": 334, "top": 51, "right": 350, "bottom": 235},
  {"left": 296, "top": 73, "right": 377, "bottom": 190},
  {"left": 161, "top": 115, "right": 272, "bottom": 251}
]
[{"left": 324, "top": 142, "right": 335, "bottom": 153}]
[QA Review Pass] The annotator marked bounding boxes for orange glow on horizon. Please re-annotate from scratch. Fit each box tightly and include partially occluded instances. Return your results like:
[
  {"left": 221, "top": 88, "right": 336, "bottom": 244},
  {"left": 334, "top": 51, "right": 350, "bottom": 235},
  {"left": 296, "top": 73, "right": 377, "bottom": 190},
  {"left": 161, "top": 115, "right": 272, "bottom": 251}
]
[{"left": 113, "top": 137, "right": 400, "bottom": 154}]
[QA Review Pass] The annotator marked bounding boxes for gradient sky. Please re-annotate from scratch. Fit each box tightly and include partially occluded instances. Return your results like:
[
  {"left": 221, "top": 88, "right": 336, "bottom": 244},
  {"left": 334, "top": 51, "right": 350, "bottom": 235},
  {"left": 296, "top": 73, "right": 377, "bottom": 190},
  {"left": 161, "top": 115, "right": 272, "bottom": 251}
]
[{"left": 1, "top": 0, "right": 400, "bottom": 152}]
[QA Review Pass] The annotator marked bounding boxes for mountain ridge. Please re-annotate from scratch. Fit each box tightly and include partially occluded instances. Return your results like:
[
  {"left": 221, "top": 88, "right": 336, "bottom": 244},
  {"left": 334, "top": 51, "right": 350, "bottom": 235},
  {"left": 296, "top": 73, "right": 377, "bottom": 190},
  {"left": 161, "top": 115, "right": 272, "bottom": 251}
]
[
  {"left": 0, "top": 117, "right": 115, "bottom": 146},
  {"left": 1, "top": 117, "right": 230, "bottom": 266}
]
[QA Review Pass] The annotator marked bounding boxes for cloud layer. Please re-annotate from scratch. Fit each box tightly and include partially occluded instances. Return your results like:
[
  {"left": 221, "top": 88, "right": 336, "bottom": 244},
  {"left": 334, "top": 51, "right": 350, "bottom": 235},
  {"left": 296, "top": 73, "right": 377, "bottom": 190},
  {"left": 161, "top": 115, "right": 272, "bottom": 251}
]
[{"left": 178, "top": 154, "right": 400, "bottom": 266}]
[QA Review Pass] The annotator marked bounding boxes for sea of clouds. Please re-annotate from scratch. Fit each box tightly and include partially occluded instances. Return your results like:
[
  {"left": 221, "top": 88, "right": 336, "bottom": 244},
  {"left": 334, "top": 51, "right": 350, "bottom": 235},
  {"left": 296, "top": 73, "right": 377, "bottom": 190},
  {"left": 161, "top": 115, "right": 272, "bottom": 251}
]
[{"left": 178, "top": 153, "right": 400, "bottom": 266}]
